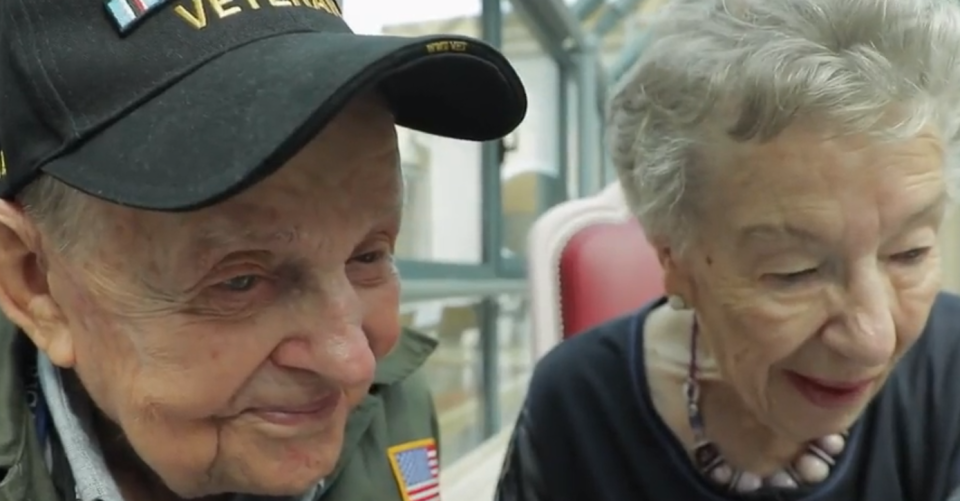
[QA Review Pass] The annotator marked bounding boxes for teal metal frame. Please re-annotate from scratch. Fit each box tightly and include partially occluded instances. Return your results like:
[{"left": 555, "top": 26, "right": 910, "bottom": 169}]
[{"left": 392, "top": 0, "right": 653, "bottom": 446}]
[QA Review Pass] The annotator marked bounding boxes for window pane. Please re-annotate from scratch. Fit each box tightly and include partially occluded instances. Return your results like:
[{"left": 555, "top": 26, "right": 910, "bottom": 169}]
[
  {"left": 495, "top": 293, "right": 535, "bottom": 425},
  {"left": 344, "top": 2, "right": 484, "bottom": 263},
  {"left": 500, "top": 5, "right": 564, "bottom": 260},
  {"left": 401, "top": 292, "right": 536, "bottom": 464},
  {"left": 566, "top": 77, "right": 581, "bottom": 198},
  {"left": 402, "top": 297, "right": 485, "bottom": 465},
  {"left": 396, "top": 130, "right": 483, "bottom": 263},
  {"left": 943, "top": 207, "right": 960, "bottom": 292},
  {"left": 344, "top": 0, "right": 480, "bottom": 36}
]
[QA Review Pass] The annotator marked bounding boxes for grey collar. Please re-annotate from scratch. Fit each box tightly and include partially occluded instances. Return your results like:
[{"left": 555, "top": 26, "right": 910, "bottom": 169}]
[{"left": 37, "top": 352, "right": 124, "bottom": 501}]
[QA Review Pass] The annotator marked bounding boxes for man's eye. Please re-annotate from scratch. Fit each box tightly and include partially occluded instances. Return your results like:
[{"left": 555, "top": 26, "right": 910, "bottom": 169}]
[{"left": 219, "top": 275, "right": 260, "bottom": 292}]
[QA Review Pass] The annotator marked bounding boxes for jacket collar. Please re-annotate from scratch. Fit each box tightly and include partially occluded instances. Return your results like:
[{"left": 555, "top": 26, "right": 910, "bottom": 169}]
[
  {"left": 0, "top": 317, "right": 60, "bottom": 499},
  {"left": 372, "top": 327, "right": 437, "bottom": 386},
  {"left": 328, "top": 327, "right": 436, "bottom": 488},
  {"left": 0, "top": 318, "right": 28, "bottom": 476}
]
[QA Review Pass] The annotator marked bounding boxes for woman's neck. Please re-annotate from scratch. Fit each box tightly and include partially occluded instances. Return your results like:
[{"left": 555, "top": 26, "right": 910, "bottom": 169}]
[
  {"left": 643, "top": 305, "right": 806, "bottom": 475},
  {"left": 696, "top": 381, "right": 805, "bottom": 473}
]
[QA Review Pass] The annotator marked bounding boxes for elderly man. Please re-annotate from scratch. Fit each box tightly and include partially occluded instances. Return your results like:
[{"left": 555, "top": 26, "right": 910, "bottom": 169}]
[{"left": 0, "top": 0, "right": 526, "bottom": 500}]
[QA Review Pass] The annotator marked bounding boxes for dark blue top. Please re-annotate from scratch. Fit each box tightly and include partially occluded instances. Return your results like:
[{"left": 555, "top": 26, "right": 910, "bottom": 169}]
[{"left": 516, "top": 292, "right": 960, "bottom": 500}]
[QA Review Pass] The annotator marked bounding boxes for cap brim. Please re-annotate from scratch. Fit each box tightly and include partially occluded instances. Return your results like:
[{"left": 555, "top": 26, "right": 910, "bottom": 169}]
[{"left": 41, "top": 32, "right": 526, "bottom": 211}]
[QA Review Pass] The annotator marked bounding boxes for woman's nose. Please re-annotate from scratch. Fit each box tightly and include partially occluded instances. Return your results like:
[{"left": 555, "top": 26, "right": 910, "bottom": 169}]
[{"left": 822, "top": 275, "right": 896, "bottom": 366}]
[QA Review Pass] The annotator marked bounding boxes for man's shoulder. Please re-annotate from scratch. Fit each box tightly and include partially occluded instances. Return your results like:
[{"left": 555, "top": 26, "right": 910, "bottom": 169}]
[
  {"left": 377, "top": 362, "right": 434, "bottom": 413},
  {"left": 325, "top": 332, "right": 440, "bottom": 501},
  {"left": 369, "top": 328, "right": 439, "bottom": 436},
  {"left": 373, "top": 328, "right": 437, "bottom": 387}
]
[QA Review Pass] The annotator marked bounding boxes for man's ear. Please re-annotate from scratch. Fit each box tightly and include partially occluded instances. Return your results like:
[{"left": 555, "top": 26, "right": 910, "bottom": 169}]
[{"left": 0, "top": 201, "right": 75, "bottom": 367}]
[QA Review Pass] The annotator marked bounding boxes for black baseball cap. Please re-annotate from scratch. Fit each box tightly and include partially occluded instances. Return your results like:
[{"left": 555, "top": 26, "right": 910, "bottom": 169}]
[{"left": 0, "top": 0, "right": 527, "bottom": 211}]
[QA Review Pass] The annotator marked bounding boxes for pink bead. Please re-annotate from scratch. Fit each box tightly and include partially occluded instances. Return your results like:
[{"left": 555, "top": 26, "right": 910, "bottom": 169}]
[
  {"left": 795, "top": 455, "right": 830, "bottom": 483},
  {"left": 766, "top": 471, "right": 798, "bottom": 488},
  {"left": 816, "top": 434, "right": 845, "bottom": 456},
  {"left": 710, "top": 465, "right": 733, "bottom": 484},
  {"left": 735, "top": 472, "right": 763, "bottom": 492}
]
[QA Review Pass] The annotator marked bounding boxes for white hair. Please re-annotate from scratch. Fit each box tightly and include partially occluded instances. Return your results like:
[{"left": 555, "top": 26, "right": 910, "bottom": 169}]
[
  {"left": 609, "top": 0, "right": 960, "bottom": 247},
  {"left": 17, "top": 176, "right": 93, "bottom": 255}
]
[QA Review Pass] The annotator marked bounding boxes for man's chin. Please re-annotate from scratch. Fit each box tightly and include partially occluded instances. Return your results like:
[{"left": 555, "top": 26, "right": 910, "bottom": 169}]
[
  {"left": 171, "top": 473, "right": 328, "bottom": 499},
  {"left": 160, "top": 450, "right": 337, "bottom": 499},
  {"left": 240, "top": 449, "right": 339, "bottom": 496},
  {"left": 230, "top": 473, "right": 329, "bottom": 498}
]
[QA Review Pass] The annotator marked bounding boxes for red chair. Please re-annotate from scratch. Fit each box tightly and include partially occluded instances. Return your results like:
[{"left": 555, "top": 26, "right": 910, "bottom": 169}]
[{"left": 527, "top": 182, "right": 664, "bottom": 358}]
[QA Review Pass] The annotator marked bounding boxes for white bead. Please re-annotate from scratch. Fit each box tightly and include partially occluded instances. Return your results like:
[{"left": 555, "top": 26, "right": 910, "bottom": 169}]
[
  {"left": 734, "top": 472, "right": 763, "bottom": 492},
  {"left": 710, "top": 464, "right": 733, "bottom": 484},
  {"left": 817, "top": 434, "right": 846, "bottom": 456},
  {"left": 794, "top": 454, "right": 830, "bottom": 483},
  {"left": 668, "top": 295, "right": 688, "bottom": 310},
  {"left": 766, "top": 471, "right": 798, "bottom": 488}
]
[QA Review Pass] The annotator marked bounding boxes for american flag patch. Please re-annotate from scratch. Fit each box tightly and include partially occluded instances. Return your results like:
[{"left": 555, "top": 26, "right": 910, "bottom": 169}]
[
  {"left": 387, "top": 438, "right": 440, "bottom": 501},
  {"left": 104, "top": 0, "right": 171, "bottom": 34}
]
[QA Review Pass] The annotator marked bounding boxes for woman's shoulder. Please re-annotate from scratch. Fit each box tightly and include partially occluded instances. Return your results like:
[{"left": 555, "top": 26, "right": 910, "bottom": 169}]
[
  {"left": 920, "top": 291, "right": 960, "bottom": 341},
  {"left": 878, "top": 291, "right": 960, "bottom": 412},
  {"left": 896, "top": 291, "right": 960, "bottom": 377},
  {"left": 858, "top": 292, "right": 960, "bottom": 499},
  {"left": 522, "top": 307, "right": 652, "bottom": 424},
  {"left": 531, "top": 312, "right": 640, "bottom": 385}
]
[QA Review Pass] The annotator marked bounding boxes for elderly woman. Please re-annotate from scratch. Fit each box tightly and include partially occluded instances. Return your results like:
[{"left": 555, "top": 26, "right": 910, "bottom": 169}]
[
  {"left": 496, "top": 0, "right": 960, "bottom": 500},
  {"left": 0, "top": 1, "right": 525, "bottom": 501}
]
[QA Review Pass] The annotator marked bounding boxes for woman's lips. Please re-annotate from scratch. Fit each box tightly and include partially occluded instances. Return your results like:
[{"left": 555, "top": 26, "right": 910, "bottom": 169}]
[{"left": 786, "top": 371, "right": 875, "bottom": 409}]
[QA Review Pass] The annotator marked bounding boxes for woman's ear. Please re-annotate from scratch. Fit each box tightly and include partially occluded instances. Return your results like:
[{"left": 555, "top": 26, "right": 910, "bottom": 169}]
[
  {"left": 656, "top": 242, "right": 695, "bottom": 308},
  {"left": 0, "top": 201, "right": 75, "bottom": 367}
]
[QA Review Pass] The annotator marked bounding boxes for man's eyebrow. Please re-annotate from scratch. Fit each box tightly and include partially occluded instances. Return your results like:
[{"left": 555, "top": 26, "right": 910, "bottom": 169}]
[
  {"left": 191, "top": 225, "right": 302, "bottom": 254},
  {"left": 187, "top": 204, "right": 400, "bottom": 253}
]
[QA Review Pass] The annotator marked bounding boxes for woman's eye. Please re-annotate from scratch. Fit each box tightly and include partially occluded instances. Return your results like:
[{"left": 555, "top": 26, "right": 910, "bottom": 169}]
[
  {"left": 351, "top": 251, "right": 385, "bottom": 264},
  {"left": 771, "top": 268, "right": 818, "bottom": 283},
  {"left": 219, "top": 275, "right": 260, "bottom": 292},
  {"left": 891, "top": 247, "right": 931, "bottom": 264}
]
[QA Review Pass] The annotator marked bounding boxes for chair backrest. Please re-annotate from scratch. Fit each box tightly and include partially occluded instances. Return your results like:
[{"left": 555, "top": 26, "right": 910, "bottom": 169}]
[{"left": 527, "top": 182, "right": 664, "bottom": 359}]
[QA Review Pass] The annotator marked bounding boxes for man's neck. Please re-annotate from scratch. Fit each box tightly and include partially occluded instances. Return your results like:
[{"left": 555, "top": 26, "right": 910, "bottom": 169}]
[
  {"left": 643, "top": 305, "right": 806, "bottom": 475},
  {"left": 82, "top": 376, "right": 229, "bottom": 501}
]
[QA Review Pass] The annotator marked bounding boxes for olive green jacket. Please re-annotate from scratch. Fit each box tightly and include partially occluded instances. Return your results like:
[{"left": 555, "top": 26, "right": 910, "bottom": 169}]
[{"left": 0, "top": 316, "right": 440, "bottom": 501}]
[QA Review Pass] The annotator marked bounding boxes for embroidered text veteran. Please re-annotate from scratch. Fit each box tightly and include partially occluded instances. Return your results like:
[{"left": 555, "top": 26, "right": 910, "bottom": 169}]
[{"left": 173, "top": 0, "right": 341, "bottom": 30}]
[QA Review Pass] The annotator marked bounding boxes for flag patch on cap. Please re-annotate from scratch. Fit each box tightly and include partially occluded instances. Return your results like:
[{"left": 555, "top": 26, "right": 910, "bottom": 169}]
[
  {"left": 104, "top": 0, "right": 171, "bottom": 34},
  {"left": 387, "top": 439, "right": 440, "bottom": 501}
]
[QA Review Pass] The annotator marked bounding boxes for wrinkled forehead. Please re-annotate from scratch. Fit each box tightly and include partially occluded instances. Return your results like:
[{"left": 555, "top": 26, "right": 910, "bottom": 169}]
[
  {"left": 187, "top": 193, "right": 402, "bottom": 252},
  {"left": 180, "top": 167, "right": 400, "bottom": 251},
  {"left": 698, "top": 126, "right": 946, "bottom": 244},
  {"left": 97, "top": 151, "right": 401, "bottom": 265}
]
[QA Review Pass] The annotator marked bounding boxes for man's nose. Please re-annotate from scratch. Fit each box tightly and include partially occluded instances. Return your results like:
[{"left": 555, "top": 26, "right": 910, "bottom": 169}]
[
  {"left": 269, "top": 281, "right": 376, "bottom": 388},
  {"left": 821, "top": 270, "right": 896, "bottom": 366}
]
